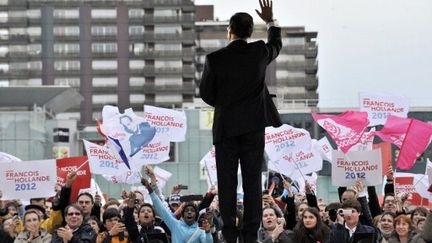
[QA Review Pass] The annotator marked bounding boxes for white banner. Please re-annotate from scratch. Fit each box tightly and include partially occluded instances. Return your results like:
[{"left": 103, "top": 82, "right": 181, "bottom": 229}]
[
  {"left": 205, "top": 159, "right": 218, "bottom": 186},
  {"left": 84, "top": 140, "right": 131, "bottom": 176},
  {"left": 100, "top": 107, "right": 156, "bottom": 158},
  {"left": 102, "top": 170, "right": 142, "bottom": 185},
  {"left": 394, "top": 172, "right": 431, "bottom": 204},
  {"left": 131, "top": 139, "right": 171, "bottom": 167},
  {"left": 332, "top": 150, "right": 382, "bottom": 186},
  {"left": 265, "top": 124, "right": 312, "bottom": 162},
  {"left": 359, "top": 91, "right": 409, "bottom": 126},
  {"left": 153, "top": 166, "right": 172, "bottom": 190},
  {"left": 349, "top": 128, "right": 375, "bottom": 152},
  {"left": 293, "top": 172, "right": 318, "bottom": 194},
  {"left": 0, "top": 160, "right": 57, "bottom": 200},
  {"left": 268, "top": 148, "right": 322, "bottom": 178},
  {"left": 0, "top": 152, "right": 22, "bottom": 163},
  {"left": 314, "top": 137, "right": 333, "bottom": 162},
  {"left": 144, "top": 105, "right": 187, "bottom": 142}
]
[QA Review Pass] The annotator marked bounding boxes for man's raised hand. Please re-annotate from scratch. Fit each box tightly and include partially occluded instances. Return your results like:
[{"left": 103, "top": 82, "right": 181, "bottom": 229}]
[{"left": 255, "top": 0, "right": 273, "bottom": 24}]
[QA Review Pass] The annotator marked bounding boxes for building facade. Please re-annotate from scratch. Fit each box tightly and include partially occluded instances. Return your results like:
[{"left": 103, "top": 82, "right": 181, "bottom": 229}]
[
  {"left": 0, "top": 0, "right": 196, "bottom": 127},
  {"left": 194, "top": 5, "right": 319, "bottom": 110}
]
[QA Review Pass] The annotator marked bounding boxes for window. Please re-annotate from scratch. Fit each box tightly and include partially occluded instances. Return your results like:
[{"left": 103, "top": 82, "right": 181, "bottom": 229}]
[
  {"left": 129, "top": 9, "right": 144, "bottom": 18},
  {"left": 93, "top": 94, "right": 118, "bottom": 104},
  {"left": 129, "top": 60, "right": 145, "bottom": 69},
  {"left": 155, "top": 43, "right": 181, "bottom": 51},
  {"left": 155, "top": 77, "right": 182, "bottom": 86},
  {"left": 92, "top": 9, "right": 116, "bottom": 18},
  {"left": 154, "top": 25, "right": 181, "bottom": 34},
  {"left": 129, "top": 26, "right": 144, "bottom": 35},
  {"left": 55, "top": 78, "right": 79, "bottom": 86},
  {"left": 54, "top": 9, "right": 79, "bottom": 19},
  {"left": 54, "top": 26, "right": 79, "bottom": 36},
  {"left": 155, "top": 94, "right": 182, "bottom": 103},
  {"left": 92, "top": 60, "right": 117, "bottom": 70},
  {"left": 154, "top": 9, "right": 178, "bottom": 17},
  {"left": 91, "top": 26, "right": 117, "bottom": 36},
  {"left": 155, "top": 60, "right": 182, "bottom": 68},
  {"left": 54, "top": 60, "right": 80, "bottom": 70},
  {"left": 93, "top": 77, "right": 117, "bottom": 87},
  {"left": 130, "top": 94, "right": 145, "bottom": 103},
  {"left": 54, "top": 43, "right": 80, "bottom": 53},
  {"left": 92, "top": 43, "right": 117, "bottom": 53},
  {"left": 130, "top": 77, "right": 145, "bottom": 86}
]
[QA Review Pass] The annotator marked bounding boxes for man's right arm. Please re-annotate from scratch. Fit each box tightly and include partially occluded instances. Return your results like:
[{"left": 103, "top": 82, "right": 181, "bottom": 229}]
[{"left": 265, "top": 26, "right": 282, "bottom": 64}]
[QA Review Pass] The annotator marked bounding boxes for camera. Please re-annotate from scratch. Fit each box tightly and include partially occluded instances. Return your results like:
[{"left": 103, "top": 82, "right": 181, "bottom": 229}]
[{"left": 337, "top": 208, "right": 352, "bottom": 217}]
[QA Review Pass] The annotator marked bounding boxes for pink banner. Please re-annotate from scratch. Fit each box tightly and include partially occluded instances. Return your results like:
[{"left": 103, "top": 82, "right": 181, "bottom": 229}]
[
  {"left": 396, "top": 119, "right": 432, "bottom": 170},
  {"left": 312, "top": 111, "right": 369, "bottom": 153},
  {"left": 373, "top": 115, "right": 411, "bottom": 148}
]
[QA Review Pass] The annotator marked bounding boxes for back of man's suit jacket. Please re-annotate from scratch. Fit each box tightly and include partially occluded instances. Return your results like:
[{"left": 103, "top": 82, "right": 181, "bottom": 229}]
[{"left": 200, "top": 26, "right": 282, "bottom": 144}]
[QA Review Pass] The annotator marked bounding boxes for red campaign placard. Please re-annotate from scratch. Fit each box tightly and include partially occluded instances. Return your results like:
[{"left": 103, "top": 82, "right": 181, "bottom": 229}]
[
  {"left": 395, "top": 176, "right": 429, "bottom": 206},
  {"left": 56, "top": 156, "right": 91, "bottom": 203},
  {"left": 373, "top": 142, "right": 392, "bottom": 176}
]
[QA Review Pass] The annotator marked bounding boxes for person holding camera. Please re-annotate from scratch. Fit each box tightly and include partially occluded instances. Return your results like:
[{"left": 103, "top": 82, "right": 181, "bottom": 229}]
[
  {"left": 141, "top": 177, "right": 213, "bottom": 243},
  {"left": 329, "top": 199, "right": 378, "bottom": 243},
  {"left": 96, "top": 208, "right": 127, "bottom": 243}
]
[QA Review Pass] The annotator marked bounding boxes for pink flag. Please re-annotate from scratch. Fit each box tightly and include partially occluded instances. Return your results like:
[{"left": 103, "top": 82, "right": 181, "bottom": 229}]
[
  {"left": 396, "top": 119, "right": 432, "bottom": 170},
  {"left": 312, "top": 111, "right": 369, "bottom": 153},
  {"left": 373, "top": 115, "right": 411, "bottom": 148}
]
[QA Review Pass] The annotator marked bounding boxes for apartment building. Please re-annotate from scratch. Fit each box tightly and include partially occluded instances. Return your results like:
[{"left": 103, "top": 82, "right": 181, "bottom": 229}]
[{"left": 0, "top": 0, "right": 196, "bottom": 126}]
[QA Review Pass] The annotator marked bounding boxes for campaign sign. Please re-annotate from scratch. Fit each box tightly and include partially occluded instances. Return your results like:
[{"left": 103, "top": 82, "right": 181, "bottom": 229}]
[
  {"left": 131, "top": 139, "right": 171, "bottom": 167},
  {"left": 314, "top": 137, "right": 333, "bottom": 162},
  {"left": 153, "top": 166, "right": 172, "bottom": 190},
  {"left": 102, "top": 170, "right": 141, "bottom": 185},
  {"left": 84, "top": 140, "right": 131, "bottom": 176},
  {"left": 56, "top": 156, "right": 91, "bottom": 203},
  {"left": 265, "top": 124, "right": 312, "bottom": 162},
  {"left": 0, "top": 160, "right": 57, "bottom": 200},
  {"left": 332, "top": 150, "right": 382, "bottom": 186},
  {"left": 268, "top": 149, "right": 322, "bottom": 178},
  {"left": 359, "top": 91, "right": 409, "bottom": 126},
  {"left": 394, "top": 173, "right": 429, "bottom": 206},
  {"left": 144, "top": 105, "right": 187, "bottom": 142}
]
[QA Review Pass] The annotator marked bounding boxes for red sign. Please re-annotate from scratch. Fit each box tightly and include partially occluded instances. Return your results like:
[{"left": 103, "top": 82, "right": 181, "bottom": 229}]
[
  {"left": 56, "top": 156, "right": 91, "bottom": 203},
  {"left": 373, "top": 142, "right": 392, "bottom": 176},
  {"left": 395, "top": 176, "right": 429, "bottom": 206}
]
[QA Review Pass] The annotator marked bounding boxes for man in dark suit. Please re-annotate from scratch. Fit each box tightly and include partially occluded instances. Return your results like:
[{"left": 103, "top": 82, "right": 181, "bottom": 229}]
[{"left": 199, "top": 0, "right": 282, "bottom": 242}]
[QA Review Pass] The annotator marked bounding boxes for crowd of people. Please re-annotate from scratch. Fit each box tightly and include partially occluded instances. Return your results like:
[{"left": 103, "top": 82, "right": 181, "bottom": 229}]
[{"left": 0, "top": 164, "right": 431, "bottom": 243}]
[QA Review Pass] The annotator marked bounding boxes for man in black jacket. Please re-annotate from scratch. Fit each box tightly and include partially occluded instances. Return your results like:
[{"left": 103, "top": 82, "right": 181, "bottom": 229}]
[{"left": 199, "top": 0, "right": 282, "bottom": 242}]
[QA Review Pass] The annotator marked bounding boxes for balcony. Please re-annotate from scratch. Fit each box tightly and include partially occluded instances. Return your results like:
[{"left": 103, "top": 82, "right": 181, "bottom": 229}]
[
  {"left": 277, "top": 75, "right": 318, "bottom": 91},
  {"left": 129, "top": 31, "right": 195, "bottom": 42},
  {"left": 129, "top": 14, "right": 194, "bottom": 25}
]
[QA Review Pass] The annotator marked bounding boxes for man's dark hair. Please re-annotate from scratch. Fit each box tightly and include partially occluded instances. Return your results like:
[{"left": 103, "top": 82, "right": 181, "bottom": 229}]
[
  {"left": 229, "top": 12, "right": 254, "bottom": 39},
  {"left": 341, "top": 199, "right": 362, "bottom": 213},
  {"left": 77, "top": 192, "right": 94, "bottom": 204}
]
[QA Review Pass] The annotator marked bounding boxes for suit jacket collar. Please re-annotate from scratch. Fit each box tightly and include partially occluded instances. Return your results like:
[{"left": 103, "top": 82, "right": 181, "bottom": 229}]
[{"left": 227, "top": 39, "right": 247, "bottom": 48}]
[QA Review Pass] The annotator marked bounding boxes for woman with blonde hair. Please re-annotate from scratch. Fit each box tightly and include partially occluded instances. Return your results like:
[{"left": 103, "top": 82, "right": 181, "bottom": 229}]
[{"left": 14, "top": 211, "right": 51, "bottom": 243}]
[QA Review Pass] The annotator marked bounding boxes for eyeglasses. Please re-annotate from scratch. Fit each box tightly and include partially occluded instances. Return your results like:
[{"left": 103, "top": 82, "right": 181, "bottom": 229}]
[
  {"left": 384, "top": 200, "right": 396, "bottom": 205},
  {"left": 67, "top": 212, "right": 81, "bottom": 216}
]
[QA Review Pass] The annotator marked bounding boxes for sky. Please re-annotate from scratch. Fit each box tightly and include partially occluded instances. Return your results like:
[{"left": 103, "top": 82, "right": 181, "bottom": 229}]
[{"left": 195, "top": 0, "right": 432, "bottom": 108}]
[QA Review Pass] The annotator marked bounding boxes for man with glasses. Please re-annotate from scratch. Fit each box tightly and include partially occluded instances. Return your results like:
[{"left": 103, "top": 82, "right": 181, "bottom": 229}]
[
  {"left": 199, "top": 0, "right": 282, "bottom": 242},
  {"left": 52, "top": 204, "right": 96, "bottom": 243},
  {"left": 329, "top": 199, "right": 378, "bottom": 243}
]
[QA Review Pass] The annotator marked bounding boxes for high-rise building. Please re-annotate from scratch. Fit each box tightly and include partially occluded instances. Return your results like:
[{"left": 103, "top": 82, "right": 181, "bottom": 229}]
[
  {"left": 194, "top": 5, "right": 318, "bottom": 109},
  {"left": 0, "top": 0, "right": 196, "bottom": 126}
]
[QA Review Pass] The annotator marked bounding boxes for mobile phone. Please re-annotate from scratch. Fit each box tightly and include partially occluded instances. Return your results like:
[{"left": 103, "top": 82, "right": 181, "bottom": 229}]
[{"left": 179, "top": 184, "right": 188, "bottom": 190}]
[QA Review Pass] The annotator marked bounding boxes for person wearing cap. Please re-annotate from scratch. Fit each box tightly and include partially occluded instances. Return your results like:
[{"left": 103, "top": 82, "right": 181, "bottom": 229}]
[
  {"left": 141, "top": 177, "right": 213, "bottom": 243},
  {"left": 14, "top": 210, "right": 52, "bottom": 243}
]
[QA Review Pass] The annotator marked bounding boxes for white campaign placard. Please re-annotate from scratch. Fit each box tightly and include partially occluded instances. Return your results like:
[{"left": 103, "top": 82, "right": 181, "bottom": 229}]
[
  {"left": 0, "top": 160, "right": 57, "bottom": 199},
  {"left": 131, "top": 139, "right": 171, "bottom": 167},
  {"left": 204, "top": 158, "right": 218, "bottom": 186},
  {"left": 153, "top": 166, "right": 172, "bottom": 190},
  {"left": 268, "top": 148, "right": 322, "bottom": 178},
  {"left": 332, "top": 149, "right": 382, "bottom": 186},
  {"left": 102, "top": 170, "right": 141, "bottom": 185},
  {"left": 144, "top": 105, "right": 187, "bottom": 142},
  {"left": 265, "top": 124, "right": 312, "bottom": 162},
  {"left": 314, "top": 137, "right": 333, "bottom": 162},
  {"left": 359, "top": 91, "right": 409, "bottom": 126},
  {"left": 84, "top": 140, "right": 131, "bottom": 176}
]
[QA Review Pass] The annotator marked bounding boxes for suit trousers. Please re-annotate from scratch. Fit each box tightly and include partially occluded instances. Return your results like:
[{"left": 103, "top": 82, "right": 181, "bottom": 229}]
[{"left": 215, "top": 129, "right": 264, "bottom": 243}]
